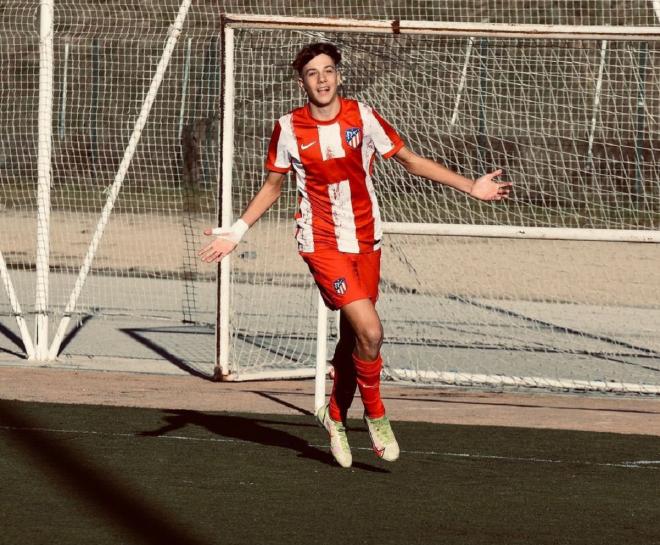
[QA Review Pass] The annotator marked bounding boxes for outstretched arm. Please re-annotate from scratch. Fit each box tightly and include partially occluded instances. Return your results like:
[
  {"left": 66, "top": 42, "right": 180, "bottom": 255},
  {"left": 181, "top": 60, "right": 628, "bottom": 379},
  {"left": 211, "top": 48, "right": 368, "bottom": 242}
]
[
  {"left": 393, "top": 146, "right": 511, "bottom": 201},
  {"left": 198, "top": 171, "right": 286, "bottom": 263}
]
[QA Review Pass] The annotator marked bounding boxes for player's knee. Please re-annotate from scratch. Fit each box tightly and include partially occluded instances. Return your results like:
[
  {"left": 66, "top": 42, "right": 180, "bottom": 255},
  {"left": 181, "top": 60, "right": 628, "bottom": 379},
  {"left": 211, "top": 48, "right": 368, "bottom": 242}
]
[{"left": 355, "top": 324, "right": 383, "bottom": 360}]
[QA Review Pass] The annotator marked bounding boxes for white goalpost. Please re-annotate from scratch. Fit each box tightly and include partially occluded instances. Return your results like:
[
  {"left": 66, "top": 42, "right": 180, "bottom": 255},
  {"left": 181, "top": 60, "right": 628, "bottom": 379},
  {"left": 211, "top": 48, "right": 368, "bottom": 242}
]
[
  {"left": 216, "top": 14, "right": 660, "bottom": 399},
  {"left": 0, "top": 4, "right": 658, "bottom": 396},
  {"left": 34, "top": 0, "right": 55, "bottom": 361}
]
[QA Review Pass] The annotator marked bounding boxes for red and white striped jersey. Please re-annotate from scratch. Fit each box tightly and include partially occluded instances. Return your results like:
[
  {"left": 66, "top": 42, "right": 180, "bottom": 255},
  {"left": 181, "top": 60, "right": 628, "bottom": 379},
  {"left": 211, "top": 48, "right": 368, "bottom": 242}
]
[{"left": 266, "top": 97, "right": 405, "bottom": 254}]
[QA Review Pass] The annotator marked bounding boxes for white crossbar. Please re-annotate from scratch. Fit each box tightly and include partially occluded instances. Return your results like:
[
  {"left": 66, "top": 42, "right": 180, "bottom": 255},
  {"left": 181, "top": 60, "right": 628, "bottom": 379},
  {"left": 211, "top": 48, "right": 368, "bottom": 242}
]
[
  {"left": 224, "top": 14, "right": 660, "bottom": 41},
  {"left": 382, "top": 223, "right": 660, "bottom": 243}
]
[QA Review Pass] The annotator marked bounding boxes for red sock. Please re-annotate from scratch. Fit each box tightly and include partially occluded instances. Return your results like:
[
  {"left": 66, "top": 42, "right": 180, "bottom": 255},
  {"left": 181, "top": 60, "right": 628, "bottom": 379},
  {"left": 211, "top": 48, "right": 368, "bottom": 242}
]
[
  {"left": 353, "top": 353, "right": 385, "bottom": 419},
  {"left": 329, "top": 358, "right": 357, "bottom": 423}
]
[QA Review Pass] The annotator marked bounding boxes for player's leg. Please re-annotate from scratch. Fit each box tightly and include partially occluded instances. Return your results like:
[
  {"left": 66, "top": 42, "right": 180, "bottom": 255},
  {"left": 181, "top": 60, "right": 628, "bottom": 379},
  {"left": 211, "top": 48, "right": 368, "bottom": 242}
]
[
  {"left": 339, "top": 298, "right": 385, "bottom": 416},
  {"left": 327, "top": 249, "right": 379, "bottom": 424},
  {"left": 300, "top": 250, "right": 357, "bottom": 467},
  {"left": 328, "top": 314, "right": 358, "bottom": 424},
  {"left": 340, "top": 298, "right": 400, "bottom": 462},
  {"left": 315, "top": 403, "right": 352, "bottom": 468},
  {"left": 302, "top": 248, "right": 398, "bottom": 464}
]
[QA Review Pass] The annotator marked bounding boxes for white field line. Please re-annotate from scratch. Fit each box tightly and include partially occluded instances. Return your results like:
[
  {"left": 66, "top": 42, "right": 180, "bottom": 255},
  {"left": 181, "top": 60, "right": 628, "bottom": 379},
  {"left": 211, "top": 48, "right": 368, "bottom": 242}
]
[{"left": 1, "top": 425, "right": 658, "bottom": 470}]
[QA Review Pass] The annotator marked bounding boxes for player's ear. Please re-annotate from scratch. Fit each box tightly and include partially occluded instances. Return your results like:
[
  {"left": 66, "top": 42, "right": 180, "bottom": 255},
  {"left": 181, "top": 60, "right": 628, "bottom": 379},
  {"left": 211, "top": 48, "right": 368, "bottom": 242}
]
[
  {"left": 297, "top": 77, "right": 304, "bottom": 91},
  {"left": 337, "top": 71, "right": 343, "bottom": 86}
]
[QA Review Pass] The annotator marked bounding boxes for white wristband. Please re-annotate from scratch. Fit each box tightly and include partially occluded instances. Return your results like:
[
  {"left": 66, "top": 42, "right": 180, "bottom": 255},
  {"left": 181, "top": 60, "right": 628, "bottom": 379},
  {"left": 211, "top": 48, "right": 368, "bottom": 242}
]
[{"left": 211, "top": 219, "right": 249, "bottom": 244}]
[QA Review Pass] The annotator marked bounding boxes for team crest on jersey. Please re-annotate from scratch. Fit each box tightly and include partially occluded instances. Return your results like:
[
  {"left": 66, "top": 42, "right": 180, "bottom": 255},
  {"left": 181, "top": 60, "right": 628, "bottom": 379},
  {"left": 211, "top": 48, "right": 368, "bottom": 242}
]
[
  {"left": 345, "top": 127, "right": 362, "bottom": 149},
  {"left": 333, "top": 277, "right": 347, "bottom": 295}
]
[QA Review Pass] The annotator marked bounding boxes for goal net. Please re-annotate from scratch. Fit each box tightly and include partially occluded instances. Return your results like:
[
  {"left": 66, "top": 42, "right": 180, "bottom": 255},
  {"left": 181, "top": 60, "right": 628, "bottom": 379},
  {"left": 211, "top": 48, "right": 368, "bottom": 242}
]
[
  {"left": 0, "top": 2, "right": 659, "bottom": 388},
  {"left": 0, "top": 1, "right": 224, "bottom": 373},
  {"left": 219, "top": 16, "right": 660, "bottom": 391}
]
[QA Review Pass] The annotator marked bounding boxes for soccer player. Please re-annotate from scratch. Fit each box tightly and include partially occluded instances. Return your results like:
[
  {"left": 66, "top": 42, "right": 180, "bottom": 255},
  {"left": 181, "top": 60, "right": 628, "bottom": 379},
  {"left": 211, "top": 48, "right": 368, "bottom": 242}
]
[{"left": 199, "top": 42, "right": 511, "bottom": 468}]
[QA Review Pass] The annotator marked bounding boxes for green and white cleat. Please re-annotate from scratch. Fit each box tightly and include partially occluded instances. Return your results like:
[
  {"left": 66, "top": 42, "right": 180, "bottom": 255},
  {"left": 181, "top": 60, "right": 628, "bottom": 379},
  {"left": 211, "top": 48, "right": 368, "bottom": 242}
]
[
  {"left": 364, "top": 413, "right": 400, "bottom": 462},
  {"left": 316, "top": 404, "right": 352, "bottom": 468}
]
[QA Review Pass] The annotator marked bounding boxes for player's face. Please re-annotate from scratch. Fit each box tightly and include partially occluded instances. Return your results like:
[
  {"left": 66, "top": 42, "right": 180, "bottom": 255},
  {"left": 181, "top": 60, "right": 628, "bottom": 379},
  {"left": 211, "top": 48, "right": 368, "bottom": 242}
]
[{"left": 298, "top": 54, "right": 341, "bottom": 107}]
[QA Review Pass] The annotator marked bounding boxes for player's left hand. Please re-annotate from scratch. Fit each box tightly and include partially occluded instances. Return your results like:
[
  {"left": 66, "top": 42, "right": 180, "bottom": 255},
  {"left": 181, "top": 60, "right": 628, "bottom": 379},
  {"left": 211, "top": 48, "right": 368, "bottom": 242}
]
[{"left": 470, "top": 169, "right": 512, "bottom": 201}]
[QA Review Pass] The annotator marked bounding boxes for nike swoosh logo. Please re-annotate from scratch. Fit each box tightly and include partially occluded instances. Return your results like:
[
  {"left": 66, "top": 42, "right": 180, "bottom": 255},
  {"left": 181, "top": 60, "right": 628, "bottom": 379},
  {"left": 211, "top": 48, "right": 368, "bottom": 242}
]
[{"left": 301, "top": 141, "right": 316, "bottom": 150}]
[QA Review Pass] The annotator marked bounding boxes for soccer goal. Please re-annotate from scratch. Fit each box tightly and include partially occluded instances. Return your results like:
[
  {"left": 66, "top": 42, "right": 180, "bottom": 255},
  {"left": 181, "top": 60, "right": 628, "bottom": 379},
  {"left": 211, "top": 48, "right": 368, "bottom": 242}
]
[
  {"left": 217, "top": 15, "right": 660, "bottom": 394},
  {"left": 1, "top": 0, "right": 226, "bottom": 375}
]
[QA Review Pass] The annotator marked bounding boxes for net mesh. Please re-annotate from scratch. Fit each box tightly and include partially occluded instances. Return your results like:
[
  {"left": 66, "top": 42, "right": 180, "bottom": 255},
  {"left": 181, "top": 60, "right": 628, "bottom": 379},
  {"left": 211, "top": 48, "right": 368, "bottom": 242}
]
[
  {"left": 5, "top": 1, "right": 657, "bottom": 28},
  {"left": 225, "top": 27, "right": 660, "bottom": 388},
  {"left": 0, "top": 2, "right": 659, "bottom": 385},
  {"left": 1, "top": 2, "right": 222, "bottom": 372}
]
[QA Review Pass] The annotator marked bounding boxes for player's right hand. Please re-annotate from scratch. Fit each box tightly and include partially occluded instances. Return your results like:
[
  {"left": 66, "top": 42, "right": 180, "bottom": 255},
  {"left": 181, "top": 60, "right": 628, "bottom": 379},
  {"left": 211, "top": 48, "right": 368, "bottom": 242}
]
[{"left": 198, "top": 228, "right": 238, "bottom": 263}]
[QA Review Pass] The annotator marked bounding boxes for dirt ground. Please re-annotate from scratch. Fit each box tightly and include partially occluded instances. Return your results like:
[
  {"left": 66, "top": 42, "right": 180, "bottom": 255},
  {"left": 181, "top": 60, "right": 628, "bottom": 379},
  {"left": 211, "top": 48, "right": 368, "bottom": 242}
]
[
  {"left": 0, "top": 364, "right": 659, "bottom": 437},
  {"left": 2, "top": 211, "right": 659, "bottom": 308},
  {"left": 2, "top": 210, "right": 659, "bottom": 437}
]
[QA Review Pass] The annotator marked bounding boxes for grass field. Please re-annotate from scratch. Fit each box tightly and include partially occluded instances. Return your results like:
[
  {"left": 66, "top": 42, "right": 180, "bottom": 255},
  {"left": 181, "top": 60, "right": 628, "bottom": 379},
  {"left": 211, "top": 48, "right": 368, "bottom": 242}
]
[{"left": 2, "top": 398, "right": 660, "bottom": 545}]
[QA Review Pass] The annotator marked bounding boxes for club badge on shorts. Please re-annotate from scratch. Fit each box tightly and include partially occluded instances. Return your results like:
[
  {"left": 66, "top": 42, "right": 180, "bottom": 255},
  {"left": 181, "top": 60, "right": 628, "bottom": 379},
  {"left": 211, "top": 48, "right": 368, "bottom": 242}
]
[
  {"left": 333, "top": 277, "right": 347, "bottom": 295},
  {"left": 345, "top": 127, "right": 361, "bottom": 149}
]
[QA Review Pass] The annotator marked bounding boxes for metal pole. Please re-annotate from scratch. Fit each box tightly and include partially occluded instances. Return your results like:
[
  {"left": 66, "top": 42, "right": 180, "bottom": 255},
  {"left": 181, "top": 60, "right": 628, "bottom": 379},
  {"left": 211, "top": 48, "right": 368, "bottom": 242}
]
[
  {"left": 35, "top": 0, "right": 54, "bottom": 360},
  {"left": 178, "top": 37, "right": 192, "bottom": 139},
  {"left": 222, "top": 14, "right": 660, "bottom": 41},
  {"left": 477, "top": 37, "right": 489, "bottom": 175},
  {"left": 216, "top": 20, "right": 235, "bottom": 378},
  {"left": 450, "top": 37, "right": 475, "bottom": 128},
  {"left": 633, "top": 42, "right": 648, "bottom": 199},
  {"left": 0, "top": 252, "right": 35, "bottom": 359},
  {"left": 314, "top": 294, "right": 328, "bottom": 413},
  {"left": 58, "top": 41, "right": 70, "bottom": 139},
  {"left": 90, "top": 38, "right": 100, "bottom": 168},
  {"left": 587, "top": 40, "right": 607, "bottom": 165},
  {"left": 380, "top": 221, "right": 660, "bottom": 242}
]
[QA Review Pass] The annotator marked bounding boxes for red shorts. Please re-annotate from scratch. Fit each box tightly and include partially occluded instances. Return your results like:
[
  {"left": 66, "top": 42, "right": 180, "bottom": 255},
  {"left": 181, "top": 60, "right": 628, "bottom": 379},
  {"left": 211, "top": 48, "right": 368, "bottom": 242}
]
[{"left": 301, "top": 249, "right": 381, "bottom": 311}]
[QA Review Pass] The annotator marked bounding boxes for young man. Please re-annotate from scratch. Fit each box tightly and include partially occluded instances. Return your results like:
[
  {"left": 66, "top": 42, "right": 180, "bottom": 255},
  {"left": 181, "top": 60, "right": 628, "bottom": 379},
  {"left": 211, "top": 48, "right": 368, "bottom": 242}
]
[{"left": 199, "top": 43, "right": 511, "bottom": 468}]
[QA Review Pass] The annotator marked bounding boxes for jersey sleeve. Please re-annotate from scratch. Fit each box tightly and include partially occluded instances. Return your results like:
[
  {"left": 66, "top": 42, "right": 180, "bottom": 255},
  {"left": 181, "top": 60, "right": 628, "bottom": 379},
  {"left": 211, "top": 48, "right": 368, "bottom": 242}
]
[
  {"left": 359, "top": 102, "right": 405, "bottom": 159},
  {"left": 265, "top": 117, "right": 293, "bottom": 173}
]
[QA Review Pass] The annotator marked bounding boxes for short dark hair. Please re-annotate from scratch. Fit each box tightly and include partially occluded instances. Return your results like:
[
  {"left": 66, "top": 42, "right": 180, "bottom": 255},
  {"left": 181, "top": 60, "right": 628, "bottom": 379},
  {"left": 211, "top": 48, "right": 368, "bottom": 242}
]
[{"left": 291, "top": 42, "right": 341, "bottom": 75}]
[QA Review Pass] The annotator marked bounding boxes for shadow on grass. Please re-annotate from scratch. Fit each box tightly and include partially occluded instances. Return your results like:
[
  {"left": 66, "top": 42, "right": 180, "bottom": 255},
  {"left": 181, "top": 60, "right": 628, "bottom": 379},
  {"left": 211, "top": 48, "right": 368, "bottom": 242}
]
[
  {"left": 249, "top": 390, "right": 314, "bottom": 416},
  {"left": 0, "top": 401, "right": 208, "bottom": 545},
  {"left": 140, "top": 409, "right": 389, "bottom": 473}
]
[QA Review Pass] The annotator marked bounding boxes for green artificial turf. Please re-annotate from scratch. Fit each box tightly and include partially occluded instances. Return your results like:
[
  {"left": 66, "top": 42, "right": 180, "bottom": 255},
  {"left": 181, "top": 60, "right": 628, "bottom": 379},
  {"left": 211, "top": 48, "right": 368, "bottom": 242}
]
[{"left": 1, "top": 400, "right": 659, "bottom": 545}]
